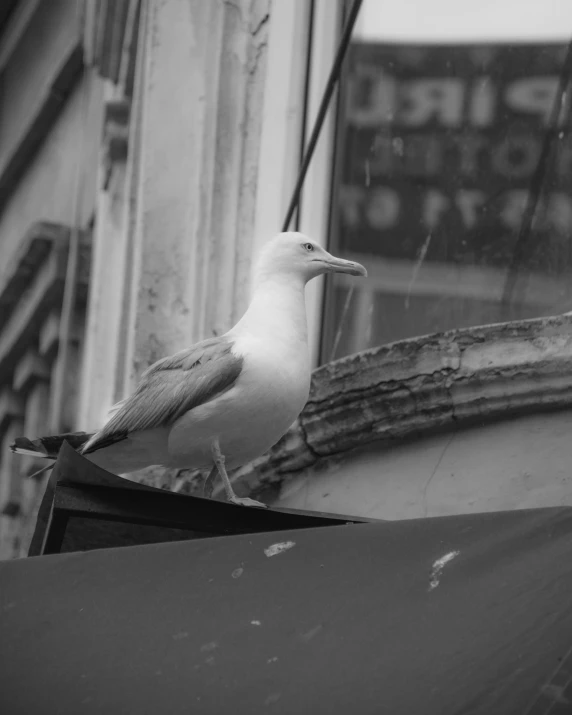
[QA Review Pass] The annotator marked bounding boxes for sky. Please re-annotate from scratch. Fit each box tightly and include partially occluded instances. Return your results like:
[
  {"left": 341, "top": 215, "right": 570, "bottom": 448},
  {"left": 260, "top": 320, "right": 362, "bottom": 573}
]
[{"left": 355, "top": 0, "right": 572, "bottom": 42}]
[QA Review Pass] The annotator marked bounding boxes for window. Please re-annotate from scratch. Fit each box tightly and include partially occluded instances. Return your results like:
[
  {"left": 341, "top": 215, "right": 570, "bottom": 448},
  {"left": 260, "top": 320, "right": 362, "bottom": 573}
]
[{"left": 320, "top": 0, "right": 572, "bottom": 361}]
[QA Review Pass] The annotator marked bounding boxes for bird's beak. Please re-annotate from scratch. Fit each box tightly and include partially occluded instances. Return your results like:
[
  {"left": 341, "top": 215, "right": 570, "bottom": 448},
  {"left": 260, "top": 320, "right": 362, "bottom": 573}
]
[{"left": 317, "top": 252, "right": 368, "bottom": 277}]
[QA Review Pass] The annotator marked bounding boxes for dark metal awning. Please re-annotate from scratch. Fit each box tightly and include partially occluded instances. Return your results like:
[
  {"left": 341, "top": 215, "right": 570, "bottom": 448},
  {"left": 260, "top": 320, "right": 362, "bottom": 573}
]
[
  {"left": 2, "top": 502, "right": 572, "bottom": 713},
  {"left": 28, "top": 442, "right": 373, "bottom": 555}
]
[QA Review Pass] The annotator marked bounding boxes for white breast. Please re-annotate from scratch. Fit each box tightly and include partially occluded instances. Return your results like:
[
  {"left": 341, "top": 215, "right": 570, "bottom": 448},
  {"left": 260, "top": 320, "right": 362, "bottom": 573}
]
[
  {"left": 168, "top": 275, "right": 312, "bottom": 469},
  {"left": 167, "top": 335, "right": 311, "bottom": 469}
]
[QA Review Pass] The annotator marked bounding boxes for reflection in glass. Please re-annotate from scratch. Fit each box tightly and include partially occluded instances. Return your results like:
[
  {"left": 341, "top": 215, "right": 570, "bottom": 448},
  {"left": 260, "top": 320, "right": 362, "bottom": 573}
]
[{"left": 322, "top": 0, "right": 572, "bottom": 361}]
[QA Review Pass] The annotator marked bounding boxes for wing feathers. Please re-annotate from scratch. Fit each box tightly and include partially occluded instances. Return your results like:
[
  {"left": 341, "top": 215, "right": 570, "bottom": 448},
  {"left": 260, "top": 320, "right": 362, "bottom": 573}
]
[{"left": 82, "top": 337, "right": 243, "bottom": 455}]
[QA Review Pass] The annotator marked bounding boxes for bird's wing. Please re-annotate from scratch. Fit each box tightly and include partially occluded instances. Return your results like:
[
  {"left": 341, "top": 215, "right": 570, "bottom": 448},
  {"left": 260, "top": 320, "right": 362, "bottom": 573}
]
[
  {"left": 105, "top": 398, "right": 127, "bottom": 420},
  {"left": 82, "top": 337, "right": 243, "bottom": 455}
]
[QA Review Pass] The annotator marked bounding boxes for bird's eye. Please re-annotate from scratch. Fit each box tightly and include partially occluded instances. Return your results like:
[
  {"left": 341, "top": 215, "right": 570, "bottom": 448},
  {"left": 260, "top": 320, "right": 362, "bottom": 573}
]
[{"left": 303, "top": 242, "right": 315, "bottom": 252}]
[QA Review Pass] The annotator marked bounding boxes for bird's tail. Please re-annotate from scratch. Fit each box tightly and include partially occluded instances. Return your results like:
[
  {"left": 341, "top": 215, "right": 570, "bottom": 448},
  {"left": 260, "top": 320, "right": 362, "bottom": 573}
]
[{"left": 10, "top": 432, "right": 93, "bottom": 460}]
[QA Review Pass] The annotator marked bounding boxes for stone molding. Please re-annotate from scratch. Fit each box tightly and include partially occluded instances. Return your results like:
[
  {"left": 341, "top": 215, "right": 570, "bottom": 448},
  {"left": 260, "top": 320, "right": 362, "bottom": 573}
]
[
  {"left": 0, "top": 222, "right": 91, "bottom": 381},
  {"left": 233, "top": 314, "right": 572, "bottom": 494}
]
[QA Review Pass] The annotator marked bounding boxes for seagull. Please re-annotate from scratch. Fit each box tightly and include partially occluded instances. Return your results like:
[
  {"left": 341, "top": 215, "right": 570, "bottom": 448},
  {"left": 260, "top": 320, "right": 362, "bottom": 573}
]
[{"left": 12, "top": 233, "right": 367, "bottom": 507}]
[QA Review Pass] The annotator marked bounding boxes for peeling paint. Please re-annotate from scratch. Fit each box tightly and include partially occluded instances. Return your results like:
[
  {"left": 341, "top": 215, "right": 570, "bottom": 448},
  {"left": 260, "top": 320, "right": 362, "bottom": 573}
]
[
  {"left": 200, "top": 641, "right": 218, "bottom": 653},
  {"left": 264, "top": 541, "right": 296, "bottom": 557},
  {"left": 264, "top": 693, "right": 281, "bottom": 706},
  {"left": 429, "top": 550, "right": 460, "bottom": 591},
  {"left": 300, "top": 624, "right": 323, "bottom": 642},
  {"left": 172, "top": 631, "right": 189, "bottom": 640},
  {"left": 541, "top": 683, "right": 570, "bottom": 704},
  {"left": 232, "top": 567, "right": 244, "bottom": 579},
  {"left": 251, "top": 620, "right": 262, "bottom": 626}
]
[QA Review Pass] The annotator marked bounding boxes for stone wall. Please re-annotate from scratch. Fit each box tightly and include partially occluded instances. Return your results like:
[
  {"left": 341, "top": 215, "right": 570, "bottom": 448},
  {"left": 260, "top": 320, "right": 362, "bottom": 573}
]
[{"left": 0, "top": 1, "right": 103, "bottom": 558}]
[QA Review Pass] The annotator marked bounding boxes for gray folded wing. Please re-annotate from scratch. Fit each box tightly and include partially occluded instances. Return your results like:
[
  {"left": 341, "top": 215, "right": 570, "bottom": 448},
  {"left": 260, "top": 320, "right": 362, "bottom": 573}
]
[{"left": 82, "top": 337, "right": 243, "bottom": 454}]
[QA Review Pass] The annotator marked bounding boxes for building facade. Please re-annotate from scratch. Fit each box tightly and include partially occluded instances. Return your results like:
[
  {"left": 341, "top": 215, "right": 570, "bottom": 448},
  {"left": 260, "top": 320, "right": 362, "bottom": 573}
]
[{"left": 1, "top": 0, "right": 572, "bottom": 558}]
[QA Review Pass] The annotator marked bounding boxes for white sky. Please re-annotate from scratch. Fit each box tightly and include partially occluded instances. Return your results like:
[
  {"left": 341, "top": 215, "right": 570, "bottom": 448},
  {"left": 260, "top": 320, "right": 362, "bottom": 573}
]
[{"left": 354, "top": 0, "right": 572, "bottom": 42}]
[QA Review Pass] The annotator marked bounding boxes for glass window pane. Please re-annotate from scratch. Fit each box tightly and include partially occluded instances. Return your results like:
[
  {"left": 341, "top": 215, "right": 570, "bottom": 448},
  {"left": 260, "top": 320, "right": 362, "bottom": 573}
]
[{"left": 322, "top": 0, "right": 572, "bottom": 361}]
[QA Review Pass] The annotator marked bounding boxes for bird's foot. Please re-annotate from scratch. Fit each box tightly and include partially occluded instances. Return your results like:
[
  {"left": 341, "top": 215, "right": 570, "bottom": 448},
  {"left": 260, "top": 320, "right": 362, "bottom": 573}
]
[{"left": 228, "top": 495, "right": 268, "bottom": 509}]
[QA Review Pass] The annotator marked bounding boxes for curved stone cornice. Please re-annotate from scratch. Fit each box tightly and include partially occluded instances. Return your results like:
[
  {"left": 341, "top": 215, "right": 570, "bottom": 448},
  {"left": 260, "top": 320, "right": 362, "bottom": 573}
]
[{"left": 235, "top": 314, "right": 572, "bottom": 492}]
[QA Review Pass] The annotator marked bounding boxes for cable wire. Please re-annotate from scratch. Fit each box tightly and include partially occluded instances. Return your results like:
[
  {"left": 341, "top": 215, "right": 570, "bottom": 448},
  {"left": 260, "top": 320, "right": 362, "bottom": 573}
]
[
  {"left": 501, "top": 39, "right": 572, "bottom": 311},
  {"left": 282, "top": 0, "right": 363, "bottom": 232}
]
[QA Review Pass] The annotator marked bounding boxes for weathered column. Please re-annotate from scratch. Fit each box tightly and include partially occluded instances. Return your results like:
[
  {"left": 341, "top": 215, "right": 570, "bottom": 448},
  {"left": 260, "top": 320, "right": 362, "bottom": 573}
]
[
  {"left": 78, "top": 92, "right": 131, "bottom": 429},
  {"left": 119, "top": 0, "right": 271, "bottom": 391},
  {"left": 79, "top": 0, "right": 273, "bottom": 425}
]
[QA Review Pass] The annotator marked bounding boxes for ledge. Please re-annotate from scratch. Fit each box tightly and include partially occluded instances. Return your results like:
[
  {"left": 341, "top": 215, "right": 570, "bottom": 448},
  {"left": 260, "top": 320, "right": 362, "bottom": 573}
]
[
  {"left": 12, "top": 350, "right": 50, "bottom": 393},
  {"left": 0, "top": 42, "right": 84, "bottom": 212},
  {"left": 0, "top": 221, "right": 90, "bottom": 378},
  {"left": 0, "top": 388, "right": 24, "bottom": 432},
  {"left": 233, "top": 313, "right": 572, "bottom": 494},
  {"left": 38, "top": 310, "right": 84, "bottom": 362},
  {"left": 0, "top": 1, "right": 39, "bottom": 73},
  {"left": 0, "top": 222, "right": 67, "bottom": 332}
]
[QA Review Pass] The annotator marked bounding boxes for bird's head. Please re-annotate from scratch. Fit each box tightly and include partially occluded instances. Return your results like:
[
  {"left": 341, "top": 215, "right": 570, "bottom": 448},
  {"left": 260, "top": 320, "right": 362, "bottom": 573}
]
[{"left": 255, "top": 232, "right": 367, "bottom": 285}]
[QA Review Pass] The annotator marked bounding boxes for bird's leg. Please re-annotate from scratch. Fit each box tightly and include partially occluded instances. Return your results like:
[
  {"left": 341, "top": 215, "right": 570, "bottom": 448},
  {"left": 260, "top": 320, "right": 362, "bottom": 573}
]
[
  {"left": 202, "top": 464, "right": 218, "bottom": 499},
  {"left": 210, "top": 439, "right": 267, "bottom": 508}
]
